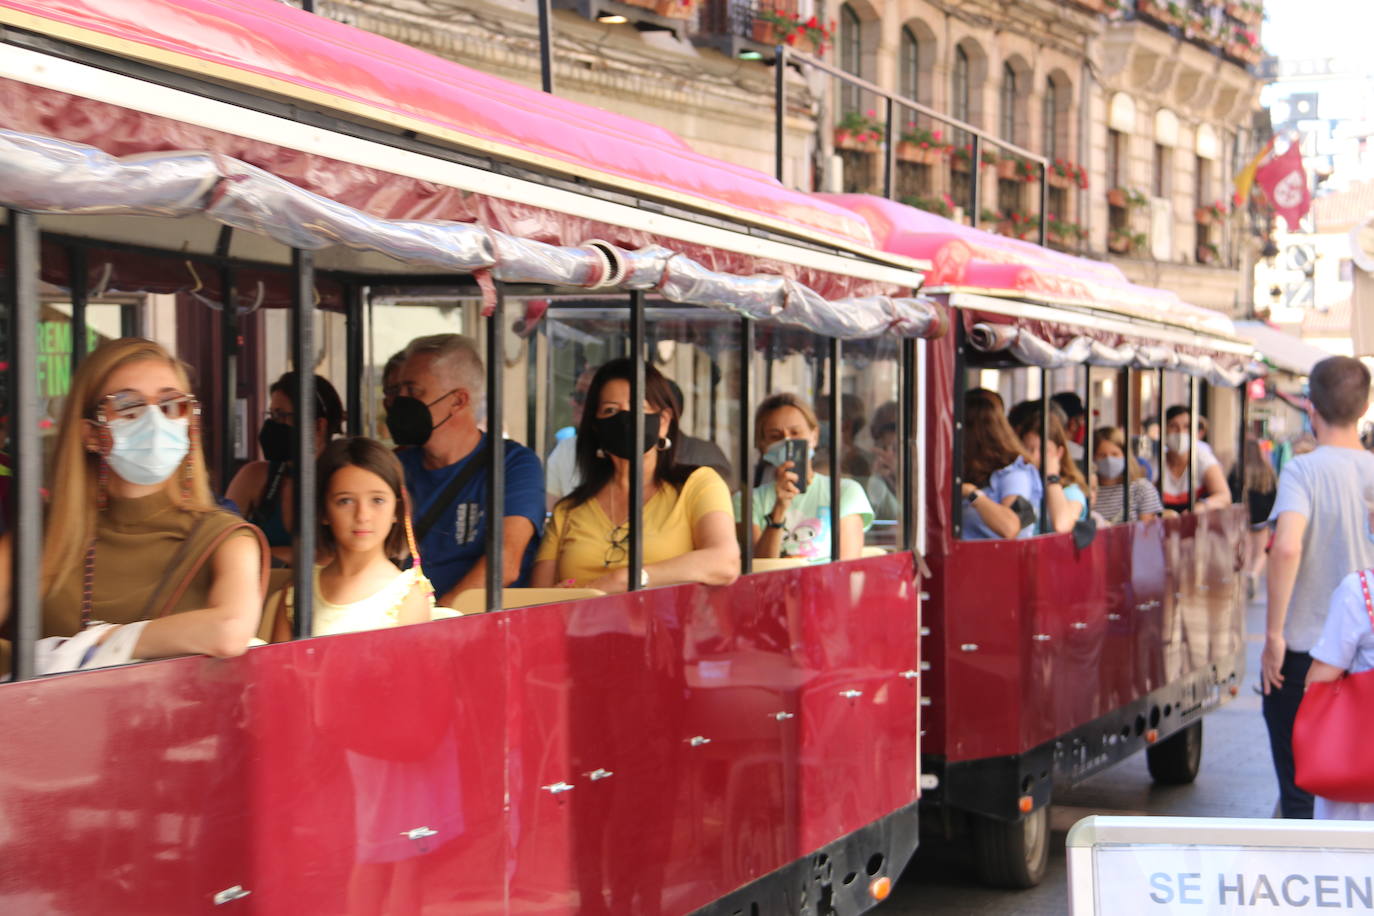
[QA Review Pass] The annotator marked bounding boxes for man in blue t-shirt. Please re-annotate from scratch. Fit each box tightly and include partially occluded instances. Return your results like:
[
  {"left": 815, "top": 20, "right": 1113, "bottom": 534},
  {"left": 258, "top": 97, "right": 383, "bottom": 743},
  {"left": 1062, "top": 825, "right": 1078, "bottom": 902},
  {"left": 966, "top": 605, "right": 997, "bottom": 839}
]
[{"left": 390, "top": 334, "right": 544, "bottom": 604}]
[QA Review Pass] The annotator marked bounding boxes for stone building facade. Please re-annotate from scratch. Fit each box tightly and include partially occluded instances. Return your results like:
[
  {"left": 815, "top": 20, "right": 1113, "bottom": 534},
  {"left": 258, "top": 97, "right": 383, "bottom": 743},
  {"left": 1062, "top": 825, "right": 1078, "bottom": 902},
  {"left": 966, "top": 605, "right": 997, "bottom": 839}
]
[{"left": 307, "top": 0, "right": 1264, "bottom": 316}]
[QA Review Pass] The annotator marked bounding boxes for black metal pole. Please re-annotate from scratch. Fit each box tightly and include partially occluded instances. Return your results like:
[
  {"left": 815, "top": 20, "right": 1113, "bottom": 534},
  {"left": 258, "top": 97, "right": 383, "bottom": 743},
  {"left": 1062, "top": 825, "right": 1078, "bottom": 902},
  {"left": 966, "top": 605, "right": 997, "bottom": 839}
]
[
  {"left": 628, "top": 291, "right": 646, "bottom": 589},
  {"left": 1124, "top": 367, "right": 1134, "bottom": 522},
  {"left": 1188, "top": 375, "right": 1198, "bottom": 511},
  {"left": 120, "top": 304, "right": 140, "bottom": 338},
  {"left": 1238, "top": 380, "right": 1249, "bottom": 506},
  {"left": 829, "top": 337, "right": 842, "bottom": 563},
  {"left": 6, "top": 211, "right": 40, "bottom": 681},
  {"left": 290, "top": 249, "right": 316, "bottom": 640},
  {"left": 344, "top": 283, "right": 363, "bottom": 438},
  {"left": 901, "top": 338, "right": 917, "bottom": 551},
  {"left": 1038, "top": 166, "right": 1049, "bottom": 247},
  {"left": 968, "top": 135, "right": 982, "bottom": 228},
  {"left": 883, "top": 97, "right": 896, "bottom": 200},
  {"left": 219, "top": 267, "right": 238, "bottom": 492},
  {"left": 952, "top": 320, "right": 967, "bottom": 539},
  {"left": 537, "top": 0, "right": 554, "bottom": 94},
  {"left": 526, "top": 329, "right": 540, "bottom": 447},
  {"left": 1083, "top": 364, "right": 1094, "bottom": 488},
  {"left": 739, "top": 316, "right": 754, "bottom": 574},
  {"left": 1156, "top": 368, "right": 1165, "bottom": 492},
  {"left": 68, "top": 247, "right": 87, "bottom": 371},
  {"left": 485, "top": 287, "right": 507, "bottom": 610},
  {"left": 301, "top": 0, "right": 315, "bottom": 10},
  {"left": 1039, "top": 369, "right": 1050, "bottom": 533},
  {"left": 774, "top": 45, "right": 787, "bottom": 182}
]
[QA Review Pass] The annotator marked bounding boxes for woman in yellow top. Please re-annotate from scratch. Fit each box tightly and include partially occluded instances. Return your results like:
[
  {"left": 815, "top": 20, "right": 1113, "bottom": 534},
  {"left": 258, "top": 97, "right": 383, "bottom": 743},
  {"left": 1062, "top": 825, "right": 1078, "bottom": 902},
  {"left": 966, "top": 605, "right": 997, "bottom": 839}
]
[
  {"left": 532, "top": 359, "right": 739, "bottom": 592},
  {"left": 0, "top": 338, "right": 267, "bottom": 675}
]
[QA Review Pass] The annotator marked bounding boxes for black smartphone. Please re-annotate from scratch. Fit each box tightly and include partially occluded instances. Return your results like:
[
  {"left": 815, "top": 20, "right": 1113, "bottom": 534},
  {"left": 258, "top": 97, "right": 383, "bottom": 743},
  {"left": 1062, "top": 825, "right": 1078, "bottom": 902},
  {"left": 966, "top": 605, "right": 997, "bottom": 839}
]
[{"left": 783, "top": 438, "right": 809, "bottom": 493}]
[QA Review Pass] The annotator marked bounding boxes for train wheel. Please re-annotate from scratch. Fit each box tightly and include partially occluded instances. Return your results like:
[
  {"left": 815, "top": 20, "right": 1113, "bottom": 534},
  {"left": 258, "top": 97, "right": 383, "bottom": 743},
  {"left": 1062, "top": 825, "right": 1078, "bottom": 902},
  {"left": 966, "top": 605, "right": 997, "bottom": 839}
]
[
  {"left": 970, "top": 804, "right": 1050, "bottom": 889},
  {"left": 1146, "top": 720, "right": 1203, "bottom": 784}
]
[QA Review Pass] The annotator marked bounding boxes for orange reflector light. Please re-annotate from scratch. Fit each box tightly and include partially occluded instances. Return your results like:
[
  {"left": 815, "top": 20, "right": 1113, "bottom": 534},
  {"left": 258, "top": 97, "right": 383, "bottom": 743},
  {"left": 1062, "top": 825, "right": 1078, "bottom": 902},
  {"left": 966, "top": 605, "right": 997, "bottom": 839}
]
[
  {"left": 1018, "top": 795, "right": 1034, "bottom": 813},
  {"left": 1146, "top": 729, "right": 1159, "bottom": 743},
  {"left": 870, "top": 876, "right": 892, "bottom": 901},
  {"left": 1230, "top": 685, "right": 1239, "bottom": 696}
]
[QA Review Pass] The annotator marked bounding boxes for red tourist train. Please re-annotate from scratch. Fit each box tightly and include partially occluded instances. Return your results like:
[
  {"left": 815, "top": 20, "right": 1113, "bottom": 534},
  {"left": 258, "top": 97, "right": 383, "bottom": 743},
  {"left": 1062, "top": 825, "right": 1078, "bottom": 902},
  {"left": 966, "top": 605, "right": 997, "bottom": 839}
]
[{"left": 0, "top": 1, "right": 1254, "bottom": 912}]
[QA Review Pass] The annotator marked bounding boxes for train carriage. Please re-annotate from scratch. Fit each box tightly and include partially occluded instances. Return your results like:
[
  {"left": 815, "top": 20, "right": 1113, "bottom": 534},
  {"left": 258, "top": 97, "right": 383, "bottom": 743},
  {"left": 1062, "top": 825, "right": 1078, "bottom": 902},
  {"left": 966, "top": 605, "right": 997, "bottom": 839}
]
[
  {"left": 0, "top": 1, "right": 1259, "bottom": 913},
  {"left": 828, "top": 193, "right": 1256, "bottom": 888}
]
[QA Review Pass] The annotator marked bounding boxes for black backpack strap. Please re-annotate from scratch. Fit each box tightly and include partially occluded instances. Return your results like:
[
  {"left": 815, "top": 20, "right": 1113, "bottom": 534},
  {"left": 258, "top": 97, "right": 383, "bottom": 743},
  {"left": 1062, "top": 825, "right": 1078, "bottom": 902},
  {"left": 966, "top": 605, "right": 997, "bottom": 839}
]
[{"left": 412, "top": 444, "right": 496, "bottom": 543}]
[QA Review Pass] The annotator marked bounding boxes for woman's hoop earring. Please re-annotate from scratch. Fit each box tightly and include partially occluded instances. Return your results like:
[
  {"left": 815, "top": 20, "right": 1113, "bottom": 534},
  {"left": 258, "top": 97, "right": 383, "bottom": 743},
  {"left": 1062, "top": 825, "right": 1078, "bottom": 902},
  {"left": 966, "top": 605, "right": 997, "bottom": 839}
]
[
  {"left": 595, "top": 448, "right": 606, "bottom": 459},
  {"left": 656, "top": 437, "right": 672, "bottom": 451}
]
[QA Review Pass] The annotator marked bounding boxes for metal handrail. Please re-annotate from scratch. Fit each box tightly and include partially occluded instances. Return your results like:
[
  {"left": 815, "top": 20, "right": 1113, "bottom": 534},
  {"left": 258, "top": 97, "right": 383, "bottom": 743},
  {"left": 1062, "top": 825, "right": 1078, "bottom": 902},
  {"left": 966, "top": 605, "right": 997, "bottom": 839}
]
[{"left": 774, "top": 45, "right": 1051, "bottom": 247}]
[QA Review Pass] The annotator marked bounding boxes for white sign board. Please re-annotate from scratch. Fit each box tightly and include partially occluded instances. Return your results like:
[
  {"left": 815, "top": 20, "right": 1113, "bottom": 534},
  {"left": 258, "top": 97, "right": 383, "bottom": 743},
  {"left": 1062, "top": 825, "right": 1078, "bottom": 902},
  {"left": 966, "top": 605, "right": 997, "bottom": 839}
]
[{"left": 1069, "top": 817, "right": 1374, "bottom": 915}]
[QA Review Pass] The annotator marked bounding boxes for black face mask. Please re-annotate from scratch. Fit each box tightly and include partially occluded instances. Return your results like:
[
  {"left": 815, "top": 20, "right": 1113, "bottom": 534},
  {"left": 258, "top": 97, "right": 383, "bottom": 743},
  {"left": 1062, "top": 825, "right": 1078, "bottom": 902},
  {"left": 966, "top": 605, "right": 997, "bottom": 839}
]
[
  {"left": 593, "top": 410, "right": 660, "bottom": 461},
  {"left": 258, "top": 419, "right": 294, "bottom": 464},
  {"left": 386, "top": 389, "right": 457, "bottom": 448}
]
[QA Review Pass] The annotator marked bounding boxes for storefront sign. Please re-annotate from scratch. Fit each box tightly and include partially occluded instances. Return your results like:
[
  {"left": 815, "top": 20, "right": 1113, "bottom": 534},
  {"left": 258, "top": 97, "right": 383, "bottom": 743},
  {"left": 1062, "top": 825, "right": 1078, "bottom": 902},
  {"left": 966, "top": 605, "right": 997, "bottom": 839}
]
[{"left": 1069, "top": 817, "right": 1374, "bottom": 915}]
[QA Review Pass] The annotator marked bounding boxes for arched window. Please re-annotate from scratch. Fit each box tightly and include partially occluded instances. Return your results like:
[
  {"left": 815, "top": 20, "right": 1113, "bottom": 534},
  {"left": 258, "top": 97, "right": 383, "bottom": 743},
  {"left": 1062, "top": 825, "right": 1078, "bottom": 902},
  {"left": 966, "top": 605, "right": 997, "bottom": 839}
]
[
  {"left": 953, "top": 46, "right": 970, "bottom": 123},
  {"left": 840, "top": 4, "right": 862, "bottom": 114},
  {"left": 1000, "top": 62, "right": 1017, "bottom": 143},
  {"left": 900, "top": 26, "right": 919, "bottom": 101},
  {"left": 1042, "top": 78, "right": 1059, "bottom": 157}
]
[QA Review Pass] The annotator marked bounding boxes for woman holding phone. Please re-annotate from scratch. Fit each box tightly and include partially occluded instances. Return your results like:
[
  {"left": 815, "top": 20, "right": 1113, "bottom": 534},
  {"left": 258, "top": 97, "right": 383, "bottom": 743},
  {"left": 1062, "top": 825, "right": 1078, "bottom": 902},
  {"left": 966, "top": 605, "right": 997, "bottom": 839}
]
[{"left": 747, "top": 393, "right": 872, "bottom": 562}]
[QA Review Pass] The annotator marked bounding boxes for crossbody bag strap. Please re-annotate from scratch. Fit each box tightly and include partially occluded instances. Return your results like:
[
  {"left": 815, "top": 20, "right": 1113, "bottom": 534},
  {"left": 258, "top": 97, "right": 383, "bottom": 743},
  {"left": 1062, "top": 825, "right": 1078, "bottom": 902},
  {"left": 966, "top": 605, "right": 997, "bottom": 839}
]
[
  {"left": 131, "top": 514, "right": 216, "bottom": 621},
  {"left": 412, "top": 443, "right": 499, "bottom": 543},
  {"left": 152, "top": 520, "right": 271, "bottom": 620}
]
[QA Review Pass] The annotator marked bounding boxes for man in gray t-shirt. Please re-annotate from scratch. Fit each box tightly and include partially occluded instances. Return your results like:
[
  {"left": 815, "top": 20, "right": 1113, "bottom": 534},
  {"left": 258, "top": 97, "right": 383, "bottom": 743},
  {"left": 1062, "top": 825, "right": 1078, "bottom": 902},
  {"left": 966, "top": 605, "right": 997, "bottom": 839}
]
[{"left": 1264, "top": 355, "right": 1374, "bottom": 818}]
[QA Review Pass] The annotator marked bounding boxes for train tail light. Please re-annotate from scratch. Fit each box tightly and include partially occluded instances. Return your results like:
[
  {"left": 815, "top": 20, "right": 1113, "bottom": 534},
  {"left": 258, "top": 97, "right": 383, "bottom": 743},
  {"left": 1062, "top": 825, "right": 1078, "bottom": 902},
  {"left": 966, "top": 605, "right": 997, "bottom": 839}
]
[{"left": 869, "top": 876, "right": 892, "bottom": 901}]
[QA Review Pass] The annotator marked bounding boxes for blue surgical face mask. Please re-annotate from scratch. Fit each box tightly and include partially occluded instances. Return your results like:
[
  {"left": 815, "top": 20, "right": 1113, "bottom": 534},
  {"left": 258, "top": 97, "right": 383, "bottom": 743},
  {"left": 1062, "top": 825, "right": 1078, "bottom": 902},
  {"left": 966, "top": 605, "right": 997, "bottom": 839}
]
[
  {"left": 1095, "top": 455, "right": 1125, "bottom": 480},
  {"left": 105, "top": 408, "right": 190, "bottom": 486}
]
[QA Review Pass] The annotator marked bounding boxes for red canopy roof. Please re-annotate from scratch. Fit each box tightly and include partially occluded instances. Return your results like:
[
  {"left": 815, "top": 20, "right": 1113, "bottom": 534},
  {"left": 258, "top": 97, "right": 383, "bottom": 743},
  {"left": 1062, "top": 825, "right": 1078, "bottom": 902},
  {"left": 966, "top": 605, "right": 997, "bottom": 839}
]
[
  {"left": 0, "top": 0, "right": 873, "bottom": 247},
  {"left": 824, "top": 195, "right": 1238, "bottom": 337}
]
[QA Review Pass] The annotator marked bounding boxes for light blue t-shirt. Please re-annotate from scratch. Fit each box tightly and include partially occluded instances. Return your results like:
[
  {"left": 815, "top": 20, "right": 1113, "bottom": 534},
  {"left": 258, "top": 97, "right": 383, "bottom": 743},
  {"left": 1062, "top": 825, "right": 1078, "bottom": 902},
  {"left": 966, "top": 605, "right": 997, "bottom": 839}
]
[
  {"left": 962, "top": 456, "right": 1043, "bottom": 540},
  {"left": 1268, "top": 445, "right": 1374, "bottom": 651},
  {"left": 746, "top": 473, "right": 874, "bottom": 562},
  {"left": 1038, "top": 482, "right": 1089, "bottom": 534}
]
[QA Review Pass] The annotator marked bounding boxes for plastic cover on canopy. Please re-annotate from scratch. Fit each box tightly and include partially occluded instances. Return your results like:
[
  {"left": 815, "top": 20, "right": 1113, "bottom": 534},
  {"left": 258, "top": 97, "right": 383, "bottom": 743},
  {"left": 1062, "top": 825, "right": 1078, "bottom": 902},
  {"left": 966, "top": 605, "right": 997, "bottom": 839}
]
[
  {"left": 0, "top": 129, "right": 947, "bottom": 340},
  {"left": 0, "top": 0, "right": 873, "bottom": 249},
  {"left": 822, "top": 195, "right": 1240, "bottom": 338}
]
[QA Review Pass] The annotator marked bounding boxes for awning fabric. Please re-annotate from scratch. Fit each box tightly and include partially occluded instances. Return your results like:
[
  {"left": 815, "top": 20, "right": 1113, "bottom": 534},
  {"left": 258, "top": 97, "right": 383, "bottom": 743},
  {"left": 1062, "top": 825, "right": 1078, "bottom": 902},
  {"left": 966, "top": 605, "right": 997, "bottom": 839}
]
[
  {"left": 1234, "top": 321, "right": 1333, "bottom": 376},
  {"left": 0, "top": 0, "right": 872, "bottom": 247},
  {"left": 823, "top": 194, "right": 1239, "bottom": 339}
]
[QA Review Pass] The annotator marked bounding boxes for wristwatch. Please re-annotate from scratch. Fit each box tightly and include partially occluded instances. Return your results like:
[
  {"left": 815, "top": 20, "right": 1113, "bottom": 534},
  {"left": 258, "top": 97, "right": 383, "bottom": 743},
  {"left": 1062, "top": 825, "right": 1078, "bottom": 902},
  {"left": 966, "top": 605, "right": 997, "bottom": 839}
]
[
  {"left": 966, "top": 488, "right": 982, "bottom": 505},
  {"left": 1046, "top": 474, "right": 1062, "bottom": 486},
  {"left": 765, "top": 515, "right": 786, "bottom": 529}
]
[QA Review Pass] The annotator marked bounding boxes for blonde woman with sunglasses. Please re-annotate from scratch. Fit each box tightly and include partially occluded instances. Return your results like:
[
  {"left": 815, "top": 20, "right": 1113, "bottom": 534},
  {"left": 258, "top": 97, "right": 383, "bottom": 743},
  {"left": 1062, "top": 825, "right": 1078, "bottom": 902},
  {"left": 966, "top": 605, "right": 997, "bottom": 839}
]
[{"left": 0, "top": 338, "right": 267, "bottom": 675}]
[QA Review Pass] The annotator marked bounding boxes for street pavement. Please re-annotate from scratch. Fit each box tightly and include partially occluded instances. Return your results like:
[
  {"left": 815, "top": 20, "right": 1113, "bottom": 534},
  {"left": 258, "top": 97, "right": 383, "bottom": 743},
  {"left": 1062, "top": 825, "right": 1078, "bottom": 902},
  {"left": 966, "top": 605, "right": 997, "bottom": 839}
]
[{"left": 878, "top": 585, "right": 1275, "bottom": 914}]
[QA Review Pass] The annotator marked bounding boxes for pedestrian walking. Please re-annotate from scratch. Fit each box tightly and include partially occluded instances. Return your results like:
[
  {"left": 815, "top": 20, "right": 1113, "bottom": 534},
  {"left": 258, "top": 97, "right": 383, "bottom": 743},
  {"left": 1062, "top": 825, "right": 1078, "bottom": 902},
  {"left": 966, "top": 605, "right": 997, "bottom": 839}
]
[{"left": 1263, "top": 356, "right": 1374, "bottom": 818}]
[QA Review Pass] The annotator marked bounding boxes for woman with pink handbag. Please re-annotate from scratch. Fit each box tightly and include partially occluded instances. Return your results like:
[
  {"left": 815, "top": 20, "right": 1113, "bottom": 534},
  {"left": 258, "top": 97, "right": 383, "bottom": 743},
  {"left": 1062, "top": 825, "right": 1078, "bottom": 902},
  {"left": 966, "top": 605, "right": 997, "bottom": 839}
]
[{"left": 1298, "top": 567, "right": 1374, "bottom": 819}]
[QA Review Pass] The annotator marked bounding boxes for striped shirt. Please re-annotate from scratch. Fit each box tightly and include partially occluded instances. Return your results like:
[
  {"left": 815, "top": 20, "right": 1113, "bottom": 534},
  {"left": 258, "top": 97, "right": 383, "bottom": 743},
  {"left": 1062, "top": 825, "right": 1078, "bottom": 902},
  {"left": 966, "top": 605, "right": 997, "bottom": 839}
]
[{"left": 1094, "top": 478, "right": 1164, "bottom": 524}]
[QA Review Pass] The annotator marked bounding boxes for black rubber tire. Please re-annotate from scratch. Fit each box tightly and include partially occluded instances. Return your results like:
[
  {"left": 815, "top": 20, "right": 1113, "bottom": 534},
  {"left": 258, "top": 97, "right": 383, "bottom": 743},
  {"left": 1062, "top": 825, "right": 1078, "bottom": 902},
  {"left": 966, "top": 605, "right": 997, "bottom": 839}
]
[
  {"left": 1147, "top": 719, "right": 1204, "bottom": 785},
  {"left": 970, "top": 804, "right": 1051, "bottom": 889}
]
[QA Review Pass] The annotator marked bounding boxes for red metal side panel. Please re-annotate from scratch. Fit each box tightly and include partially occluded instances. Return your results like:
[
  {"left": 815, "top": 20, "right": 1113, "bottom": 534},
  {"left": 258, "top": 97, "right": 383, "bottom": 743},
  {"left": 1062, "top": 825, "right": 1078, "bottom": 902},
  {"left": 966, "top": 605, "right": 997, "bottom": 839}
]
[
  {"left": 794, "top": 557, "right": 921, "bottom": 853},
  {"left": 246, "top": 616, "right": 509, "bottom": 913},
  {"left": 928, "top": 509, "right": 1245, "bottom": 764},
  {"left": 0, "top": 557, "right": 919, "bottom": 914}
]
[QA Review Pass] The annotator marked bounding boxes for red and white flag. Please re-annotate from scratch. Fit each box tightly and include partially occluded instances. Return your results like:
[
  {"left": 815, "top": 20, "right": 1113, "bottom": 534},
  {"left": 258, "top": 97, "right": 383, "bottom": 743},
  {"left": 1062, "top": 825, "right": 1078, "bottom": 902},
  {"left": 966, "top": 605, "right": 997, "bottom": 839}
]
[{"left": 1255, "top": 142, "right": 1311, "bottom": 231}]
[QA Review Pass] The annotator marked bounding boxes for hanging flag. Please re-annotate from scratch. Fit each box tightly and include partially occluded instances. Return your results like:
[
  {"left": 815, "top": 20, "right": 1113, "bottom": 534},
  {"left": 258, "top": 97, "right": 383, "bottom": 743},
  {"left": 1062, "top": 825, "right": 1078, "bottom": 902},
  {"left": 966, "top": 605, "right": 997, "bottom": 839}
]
[
  {"left": 1255, "top": 142, "right": 1311, "bottom": 231},
  {"left": 1233, "top": 135, "right": 1275, "bottom": 203}
]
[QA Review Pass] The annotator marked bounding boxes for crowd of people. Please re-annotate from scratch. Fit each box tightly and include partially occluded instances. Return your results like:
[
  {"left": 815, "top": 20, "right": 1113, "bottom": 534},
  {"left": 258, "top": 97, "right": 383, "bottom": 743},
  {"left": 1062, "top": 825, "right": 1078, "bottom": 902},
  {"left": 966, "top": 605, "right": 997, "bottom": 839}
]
[
  {"left": 957, "top": 387, "right": 1227, "bottom": 541},
  {"left": 0, "top": 333, "right": 912, "bottom": 676}
]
